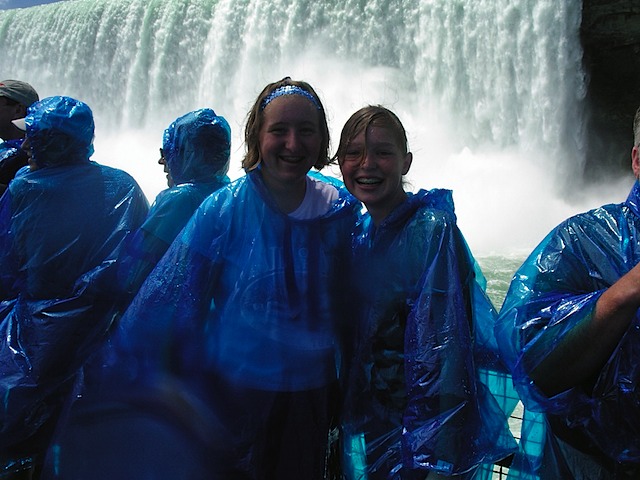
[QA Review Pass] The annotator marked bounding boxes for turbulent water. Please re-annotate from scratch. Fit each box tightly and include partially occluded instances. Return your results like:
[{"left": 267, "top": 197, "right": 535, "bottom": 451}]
[
  {"left": 0, "top": 0, "right": 632, "bottom": 258},
  {"left": 477, "top": 254, "right": 528, "bottom": 310}
]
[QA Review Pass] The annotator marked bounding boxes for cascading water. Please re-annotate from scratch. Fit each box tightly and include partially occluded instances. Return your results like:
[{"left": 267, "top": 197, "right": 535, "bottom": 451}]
[{"left": 0, "top": 0, "right": 632, "bottom": 269}]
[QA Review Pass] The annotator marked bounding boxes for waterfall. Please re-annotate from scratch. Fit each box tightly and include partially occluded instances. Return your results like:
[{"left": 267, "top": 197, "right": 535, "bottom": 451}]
[{"left": 0, "top": 0, "right": 630, "bottom": 254}]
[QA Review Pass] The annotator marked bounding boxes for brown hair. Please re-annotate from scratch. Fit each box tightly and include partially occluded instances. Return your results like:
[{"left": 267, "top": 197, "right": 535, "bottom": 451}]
[
  {"left": 332, "top": 105, "right": 408, "bottom": 163},
  {"left": 242, "top": 77, "right": 331, "bottom": 172}
]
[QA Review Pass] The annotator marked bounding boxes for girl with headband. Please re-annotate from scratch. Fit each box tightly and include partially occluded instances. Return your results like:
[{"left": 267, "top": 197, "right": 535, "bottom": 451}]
[{"left": 45, "top": 78, "right": 360, "bottom": 480}]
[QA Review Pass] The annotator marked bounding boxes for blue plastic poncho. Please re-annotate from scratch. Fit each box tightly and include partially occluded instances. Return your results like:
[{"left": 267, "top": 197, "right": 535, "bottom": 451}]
[
  {"left": 118, "top": 108, "right": 231, "bottom": 297},
  {"left": 342, "top": 189, "right": 517, "bottom": 479},
  {"left": 116, "top": 169, "right": 358, "bottom": 389},
  {"left": 46, "top": 169, "right": 361, "bottom": 478},
  {"left": 0, "top": 96, "right": 149, "bottom": 470},
  {"left": 496, "top": 181, "right": 640, "bottom": 477},
  {"left": 0, "top": 139, "right": 28, "bottom": 195}
]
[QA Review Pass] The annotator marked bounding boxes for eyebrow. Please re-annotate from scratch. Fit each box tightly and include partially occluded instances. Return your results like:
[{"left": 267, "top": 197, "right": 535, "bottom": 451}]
[{"left": 266, "top": 119, "right": 318, "bottom": 127}]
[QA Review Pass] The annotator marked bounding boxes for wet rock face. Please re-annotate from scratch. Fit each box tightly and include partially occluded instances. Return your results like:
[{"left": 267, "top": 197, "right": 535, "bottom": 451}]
[{"left": 581, "top": 0, "right": 640, "bottom": 180}]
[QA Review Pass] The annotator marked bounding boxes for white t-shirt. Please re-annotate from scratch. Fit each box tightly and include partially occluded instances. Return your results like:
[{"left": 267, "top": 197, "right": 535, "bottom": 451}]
[{"left": 288, "top": 176, "right": 339, "bottom": 220}]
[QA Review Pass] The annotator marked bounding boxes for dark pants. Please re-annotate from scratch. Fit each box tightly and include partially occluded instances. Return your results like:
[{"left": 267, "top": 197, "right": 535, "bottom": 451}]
[{"left": 211, "top": 378, "right": 339, "bottom": 480}]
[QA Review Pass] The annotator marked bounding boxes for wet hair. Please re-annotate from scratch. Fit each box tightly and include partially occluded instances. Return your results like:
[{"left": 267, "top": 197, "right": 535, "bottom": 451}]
[
  {"left": 634, "top": 105, "right": 640, "bottom": 147},
  {"left": 333, "top": 105, "right": 409, "bottom": 163},
  {"left": 242, "top": 77, "right": 331, "bottom": 172}
]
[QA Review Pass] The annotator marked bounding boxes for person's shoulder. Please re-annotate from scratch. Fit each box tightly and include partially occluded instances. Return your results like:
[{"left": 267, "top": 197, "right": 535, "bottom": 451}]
[
  {"left": 308, "top": 171, "right": 362, "bottom": 216},
  {"left": 306, "top": 175, "right": 339, "bottom": 207},
  {"left": 197, "top": 175, "right": 247, "bottom": 210},
  {"left": 94, "top": 162, "right": 139, "bottom": 184},
  {"left": 557, "top": 201, "right": 624, "bottom": 233},
  {"left": 410, "top": 188, "right": 457, "bottom": 227},
  {"left": 152, "top": 185, "right": 195, "bottom": 208}
]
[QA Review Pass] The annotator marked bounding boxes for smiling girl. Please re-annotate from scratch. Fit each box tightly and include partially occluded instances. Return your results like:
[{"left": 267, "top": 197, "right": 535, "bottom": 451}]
[
  {"left": 336, "top": 106, "right": 516, "bottom": 479},
  {"left": 45, "top": 79, "right": 360, "bottom": 480}
]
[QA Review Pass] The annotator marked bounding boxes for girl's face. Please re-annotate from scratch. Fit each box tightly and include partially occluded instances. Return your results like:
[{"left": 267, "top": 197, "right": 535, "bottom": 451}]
[
  {"left": 258, "top": 94, "right": 322, "bottom": 191},
  {"left": 339, "top": 125, "right": 412, "bottom": 223}
]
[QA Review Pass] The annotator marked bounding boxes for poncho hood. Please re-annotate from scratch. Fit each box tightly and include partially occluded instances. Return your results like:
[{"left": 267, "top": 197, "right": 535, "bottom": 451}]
[
  {"left": 162, "top": 108, "right": 231, "bottom": 185},
  {"left": 24, "top": 96, "right": 95, "bottom": 168}
]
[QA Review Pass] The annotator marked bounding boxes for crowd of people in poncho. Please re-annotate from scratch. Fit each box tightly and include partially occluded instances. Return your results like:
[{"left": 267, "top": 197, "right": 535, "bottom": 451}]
[{"left": 0, "top": 77, "right": 639, "bottom": 480}]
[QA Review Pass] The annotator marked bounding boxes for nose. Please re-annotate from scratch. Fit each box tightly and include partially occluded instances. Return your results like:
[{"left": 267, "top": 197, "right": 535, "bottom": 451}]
[
  {"left": 284, "top": 130, "right": 300, "bottom": 151},
  {"left": 360, "top": 151, "right": 375, "bottom": 169}
]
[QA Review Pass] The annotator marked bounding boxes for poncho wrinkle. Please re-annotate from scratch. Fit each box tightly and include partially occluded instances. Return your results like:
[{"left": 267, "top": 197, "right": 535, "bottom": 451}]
[
  {"left": 496, "top": 181, "right": 640, "bottom": 471},
  {"left": 342, "top": 188, "right": 517, "bottom": 479},
  {"left": 0, "top": 156, "right": 148, "bottom": 449},
  {"left": 108, "top": 170, "right": 360, "bottom": 396}
]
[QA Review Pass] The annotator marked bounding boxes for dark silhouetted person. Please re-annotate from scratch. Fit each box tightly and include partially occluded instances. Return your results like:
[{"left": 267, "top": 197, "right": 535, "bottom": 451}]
[{"left": 0, "top": 96, "right": 148, "bottom": 478}]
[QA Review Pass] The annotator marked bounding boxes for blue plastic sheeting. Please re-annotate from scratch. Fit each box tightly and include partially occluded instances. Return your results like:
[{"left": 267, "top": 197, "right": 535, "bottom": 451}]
[
  {"left": 162, "top": 108, "right": 230, "bottom": 185},
  {"left": 496, "top": 181, "right": 640, "bottom": 477},
  {"left": 114, "top": 170, "right": 358, "bottom": 391},
  {"left": 0, "top": 138, "right": 28, "bottom": 193},
  {"left": 342, "top": 189, "right": 517, "bottom": 479},
  {"left": 117, "top": 108, "right": 231, "bottom": 297},
  {"left": 23, "top": 96, "right": 95, "bottom": 168},
  {"left": 45, "top": 169, "right": 361, "bottom": 478},
  {"left": 0, "top": 96, "right": 149, "bottom": 470}
]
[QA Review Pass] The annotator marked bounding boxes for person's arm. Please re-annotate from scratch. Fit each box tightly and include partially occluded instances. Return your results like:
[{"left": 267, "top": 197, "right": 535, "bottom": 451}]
[{"left": 531, "top": 262, "right": 640, "bottom": 396}]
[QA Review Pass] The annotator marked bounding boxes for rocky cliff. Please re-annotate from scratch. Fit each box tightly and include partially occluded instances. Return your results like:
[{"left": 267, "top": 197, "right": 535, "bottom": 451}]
[{"left": 581, "top": 0, "right": 640, "bottom": 180}]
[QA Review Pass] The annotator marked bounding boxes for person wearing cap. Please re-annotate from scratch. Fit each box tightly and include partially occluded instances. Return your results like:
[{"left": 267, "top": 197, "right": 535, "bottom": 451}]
[
  {"left": 0, "top": 96, "right": 149, "bottom": 478},
  {"left": 117, "top": 107, "right": 232, "bottom": 299},
  {"left": 0, "top": 79, "right": 39, "bottom": 196}
]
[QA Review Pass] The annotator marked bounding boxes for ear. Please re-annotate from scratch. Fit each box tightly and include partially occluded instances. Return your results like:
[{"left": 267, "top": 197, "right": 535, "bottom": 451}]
[
  {"left": 402, "top": 152, "right": 413, "bottom": 175},
  {"left": 633, "top": 145, "right": 640, "bottom": 179}
]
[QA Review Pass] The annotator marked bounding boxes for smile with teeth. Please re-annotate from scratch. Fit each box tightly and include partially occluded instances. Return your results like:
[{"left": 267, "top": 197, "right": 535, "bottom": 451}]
[
  {"left": 280, "top": 155, "right": 303, "bottom": 163},
  {"left": 356, "top": 177, "right": 382, "bottom": 185}
]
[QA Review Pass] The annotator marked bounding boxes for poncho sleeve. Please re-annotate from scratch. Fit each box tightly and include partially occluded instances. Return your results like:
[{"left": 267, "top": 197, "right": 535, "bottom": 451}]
[{"left": 495, "top": 202, "right": 640, "bottom": 464}]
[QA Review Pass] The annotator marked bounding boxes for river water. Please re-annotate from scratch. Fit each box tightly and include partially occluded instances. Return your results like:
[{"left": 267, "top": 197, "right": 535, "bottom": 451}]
[{"left": 478, "top": 254, "right": 528, "bottom": 310}]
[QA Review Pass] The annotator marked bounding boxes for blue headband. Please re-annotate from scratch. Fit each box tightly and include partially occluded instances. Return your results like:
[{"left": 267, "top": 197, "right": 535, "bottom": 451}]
[{"left": 260, "top": 85, "right": 321, "bottom": 111}]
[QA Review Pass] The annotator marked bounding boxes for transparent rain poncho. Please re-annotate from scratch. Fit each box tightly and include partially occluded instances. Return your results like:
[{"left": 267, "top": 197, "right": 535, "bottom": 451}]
[
  {"left": 45, "top": 169, "right": 361, "bottom": 478},
  {"left": 0, "top": 96, "right": 149, "bottom": 470},
  {"left": 0, "top": 138, "right": 28, "bottom": 194},
  {"left": 342, "top": 188, "right": 517, "bottom": 479},
  {"left": 118, "top": 108, "right": 231, "bottom": 297},
  {"left": 496, "top": 181, "right": 640, "bottom": 478}
]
